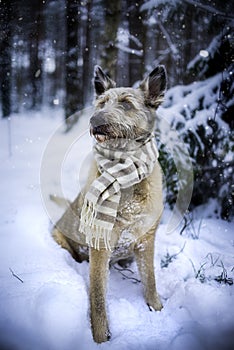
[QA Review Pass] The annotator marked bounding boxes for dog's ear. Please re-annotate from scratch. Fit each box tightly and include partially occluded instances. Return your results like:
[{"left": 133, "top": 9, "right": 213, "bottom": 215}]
[
  {"left": 140, "top": 65, "right": 167, "bottom": 108},
  {"left": 93, "top": 65, "right": 116, "bottom": 96}
]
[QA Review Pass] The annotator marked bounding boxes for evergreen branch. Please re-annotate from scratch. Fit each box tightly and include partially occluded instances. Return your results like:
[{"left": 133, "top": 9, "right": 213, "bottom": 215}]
[{"left": 197, "top": 161, "right": 234, "bottom": 172}]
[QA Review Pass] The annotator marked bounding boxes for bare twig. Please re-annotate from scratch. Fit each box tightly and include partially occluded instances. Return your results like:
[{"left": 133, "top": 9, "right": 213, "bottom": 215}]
[
  {"left": 113, "top": 265, "right": 141, "bottom": 284},
  {"left": 195, "top": 262, "right": 207, "bottom": 281},
  {"left": 187, "top": 257, "right": 197, "bottom": 275},
  {"left": 182, "top": 212, "right": 203, "bottom": 239},
  {"left": 174, "top": 242, "right": 186, "bottom": 257},
  {"left": 9, "top": 268, "right": 24, "bottom": 283},
  {"left": 179, "top": 214, "right": 192, "bottom": 235},
  {"left": 215, "top": 261, "right": 233, "bottom": 285},
  {"left": 206, "top": 253, "right": 220, "bottom": 267},
  {"left": 161, "top": 242, "right": 187, "bottom": 268}
]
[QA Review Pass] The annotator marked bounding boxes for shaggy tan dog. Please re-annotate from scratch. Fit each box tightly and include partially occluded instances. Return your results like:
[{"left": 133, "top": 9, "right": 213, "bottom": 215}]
[{"left": 52, "top": 65, "right": 167, "bottom": 343}]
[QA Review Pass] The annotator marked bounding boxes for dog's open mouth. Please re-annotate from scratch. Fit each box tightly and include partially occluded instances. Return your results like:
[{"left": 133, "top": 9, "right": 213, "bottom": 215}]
[
  {"left": 93, "top": 133, "right": 107, "bottom": 143},
  {"left": 90, "top": 125, "right": 109, "bottom": 143}
]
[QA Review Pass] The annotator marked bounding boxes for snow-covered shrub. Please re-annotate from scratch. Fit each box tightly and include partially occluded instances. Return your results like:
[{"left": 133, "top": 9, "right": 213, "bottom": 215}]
[{"left": 159, "top": 30, "right": 233, "bottom": 220}]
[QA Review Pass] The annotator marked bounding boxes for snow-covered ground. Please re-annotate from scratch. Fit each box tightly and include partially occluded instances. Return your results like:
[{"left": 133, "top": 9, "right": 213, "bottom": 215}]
[{"left": 0, "top": 110, "right": 233, "bottom": 350}]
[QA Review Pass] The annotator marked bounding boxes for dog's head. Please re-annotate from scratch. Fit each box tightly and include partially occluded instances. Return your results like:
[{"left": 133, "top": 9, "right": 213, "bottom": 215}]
[{"left": 90, "top": 65, "right": 167, "bottom": 145}]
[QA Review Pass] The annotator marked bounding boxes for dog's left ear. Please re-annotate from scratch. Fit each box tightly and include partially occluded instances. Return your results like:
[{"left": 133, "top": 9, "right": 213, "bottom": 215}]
[
  {"left": 140, "top": 65, "right": 167, "bottom": 108},
  {"left": 93, "top": 65, "right": 116, "bottom": 97}
]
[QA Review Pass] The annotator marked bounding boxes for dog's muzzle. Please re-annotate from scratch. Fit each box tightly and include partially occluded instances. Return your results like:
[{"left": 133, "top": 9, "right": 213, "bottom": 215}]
[{"left": 90, "top": 114, "right": 110, "bottom": 143}]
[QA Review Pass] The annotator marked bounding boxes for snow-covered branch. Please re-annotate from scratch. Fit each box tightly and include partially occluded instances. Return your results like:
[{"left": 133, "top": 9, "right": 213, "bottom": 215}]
[
  {"left": 116, "top": 43, "right": 143, "bottom": 57},
  {"left": 184, "top": 0, "right": 234, "bottom": 20},
  {"left": 155, "top": 13, "right": 179, "bottom": 59}
]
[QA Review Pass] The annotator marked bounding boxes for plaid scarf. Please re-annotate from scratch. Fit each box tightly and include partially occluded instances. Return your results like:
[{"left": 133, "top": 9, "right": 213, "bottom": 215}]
[{"left": 79, "top": 136, "right": 158, "bottom": 250}]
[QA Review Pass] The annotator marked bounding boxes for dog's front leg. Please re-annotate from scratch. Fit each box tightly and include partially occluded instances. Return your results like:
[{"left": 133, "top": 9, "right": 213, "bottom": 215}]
[
  {"left": 89, "top": 247, "right": 111, "bottom": 343},
  {"left": 134, "top": 226, "right": 163, "bottom": 312}
]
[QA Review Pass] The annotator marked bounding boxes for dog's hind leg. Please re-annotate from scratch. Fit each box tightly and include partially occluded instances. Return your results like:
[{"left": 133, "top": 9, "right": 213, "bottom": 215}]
[
  {"left": 134, "top": 225, "right": 163, "bottom": 311},
  {"left": 52, "top": 228, "right": 74, "bottom": 254},
  {"left": 52, "top": 228, "right": 83, "bottom": 261},
  {"left": 89, "top": 247, "right": 111, "bottom": 343}
]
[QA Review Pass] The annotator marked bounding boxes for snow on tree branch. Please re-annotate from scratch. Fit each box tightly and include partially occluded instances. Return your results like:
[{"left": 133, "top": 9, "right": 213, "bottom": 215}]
[{"left": 184, "top": 0, "right": 234, "bottom": 20}]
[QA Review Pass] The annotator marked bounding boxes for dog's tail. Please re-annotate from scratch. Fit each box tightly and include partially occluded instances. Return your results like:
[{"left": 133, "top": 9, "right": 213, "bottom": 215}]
[{"left": 49, "top": 194, "right": 71, "bottom": 208}]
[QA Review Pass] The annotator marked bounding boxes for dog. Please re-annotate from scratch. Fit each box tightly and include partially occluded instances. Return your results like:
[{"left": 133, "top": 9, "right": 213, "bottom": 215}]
[{"left": 52, "top": 65, "right": 167, "bottom": 343}]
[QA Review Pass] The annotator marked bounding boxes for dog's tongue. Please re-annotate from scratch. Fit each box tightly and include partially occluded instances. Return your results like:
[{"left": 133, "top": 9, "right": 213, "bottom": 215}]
[{"left": 94, "top": 134, "right": 106, "bottom": 143}]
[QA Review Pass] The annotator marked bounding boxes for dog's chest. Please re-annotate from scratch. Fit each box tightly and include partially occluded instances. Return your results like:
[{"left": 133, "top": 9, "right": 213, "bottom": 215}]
[
  {"left": 111, "top": 185, "right": 151, "bottom": 259},
  {"left": 118, "top": 180, "right": 149, "bottom": 221}
]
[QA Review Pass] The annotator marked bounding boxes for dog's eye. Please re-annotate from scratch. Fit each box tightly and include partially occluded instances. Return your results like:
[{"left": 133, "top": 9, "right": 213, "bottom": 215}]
[
  {"left": 98, "top": 96, "right": 109, "bottom": 108},
  {"left": 99, "top": 101, "right": 105, "bottom": 108},
  {"left": 121, "top": 101, "right": 133, "bottom": 111}
]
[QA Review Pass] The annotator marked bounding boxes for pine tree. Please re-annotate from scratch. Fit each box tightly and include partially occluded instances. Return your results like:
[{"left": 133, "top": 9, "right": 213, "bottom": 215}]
[{"left": 160, "top": 27, "right": 234, "bottom": 220}]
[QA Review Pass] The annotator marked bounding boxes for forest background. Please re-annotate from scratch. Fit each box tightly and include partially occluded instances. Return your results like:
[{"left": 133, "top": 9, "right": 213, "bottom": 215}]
[{"left": 0, "top": 0, "right": 233, "bottom": 220}]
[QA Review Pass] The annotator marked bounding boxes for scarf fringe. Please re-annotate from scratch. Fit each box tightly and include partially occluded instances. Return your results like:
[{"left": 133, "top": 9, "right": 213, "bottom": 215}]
[
  {"left": 84, "top": 226, "right": 112, "bottom": 251},
  {"left": 80, "top": 199, "right": 112, "bottom": 250}
]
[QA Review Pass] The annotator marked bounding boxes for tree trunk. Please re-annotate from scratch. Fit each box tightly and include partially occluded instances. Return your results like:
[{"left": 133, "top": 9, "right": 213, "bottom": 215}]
[
  {"left": 65, "top": 0, "right": 81, "bottom": 126},
  {"left": 116, "top": 1, "right": 129, "bottom": 87},
  {"left": 101, "top": 0, "right": 121, "bottom": 81},
  {"left": 29, "top": 0, "right": 44, "bottom": 109},
  {"left": 0, "top": 0, "right": 13, "bottom": 117},
  {"left": 83, "top": 0, "right": 93, "bottom": 105},
  {"left": 128, "top": 0, "right": 146, "bottom": 86}
]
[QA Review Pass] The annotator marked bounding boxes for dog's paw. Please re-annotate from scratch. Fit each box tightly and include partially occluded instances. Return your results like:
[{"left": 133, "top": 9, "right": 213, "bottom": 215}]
[
  {"left": 147, "top": 299, "right": 163, "bottom": 312},
  {"left": 92, "top": 324, "right": 111, "bottom": 343}
]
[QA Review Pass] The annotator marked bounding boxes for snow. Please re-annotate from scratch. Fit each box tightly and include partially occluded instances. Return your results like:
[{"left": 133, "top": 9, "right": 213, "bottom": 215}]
[{"left": 0, "top": 108, "right": 234, "bottom": 350}]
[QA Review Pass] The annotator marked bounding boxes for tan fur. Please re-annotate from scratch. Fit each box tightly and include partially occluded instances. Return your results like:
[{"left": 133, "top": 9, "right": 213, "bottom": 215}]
[{"left": 52, "top": 65, "right": 167, "bottom": 343}]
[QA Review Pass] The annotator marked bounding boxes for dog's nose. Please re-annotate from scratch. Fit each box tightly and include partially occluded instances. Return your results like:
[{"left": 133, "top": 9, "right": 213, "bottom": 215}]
[
  {"left": 90, "top": 113, "right": 108, "bottom": 142},
  {"left": 90, "top": 114, "right": 106, "bottom": 129}
]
